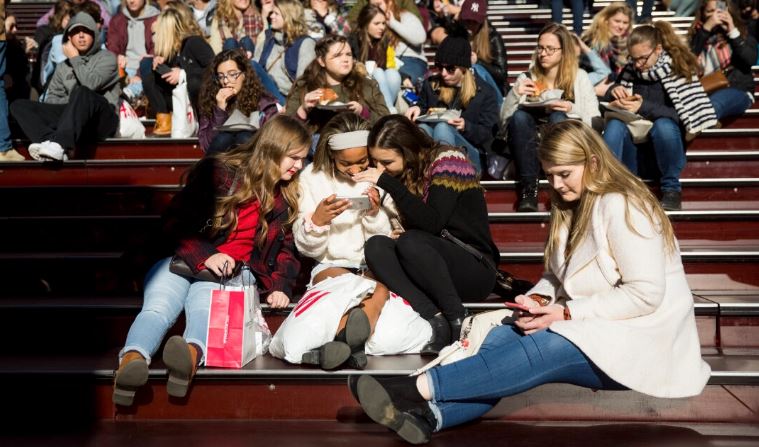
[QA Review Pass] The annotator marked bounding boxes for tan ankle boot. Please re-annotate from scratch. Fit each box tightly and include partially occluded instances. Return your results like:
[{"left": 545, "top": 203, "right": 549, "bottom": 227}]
[
  {"left": 113, "top": 351, "right": 149, "bottom": 406},
  {"left": 163, "top": 336, "right": 200, "bottom": 398},
  {"left": 153, "top": 112, "right": 172, "bottom": 136}
]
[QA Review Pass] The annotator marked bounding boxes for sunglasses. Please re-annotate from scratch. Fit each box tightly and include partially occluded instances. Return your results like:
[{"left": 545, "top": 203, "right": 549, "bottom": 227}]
[{"left": 435, "top": 64, "right": 458, "bottom": 73}]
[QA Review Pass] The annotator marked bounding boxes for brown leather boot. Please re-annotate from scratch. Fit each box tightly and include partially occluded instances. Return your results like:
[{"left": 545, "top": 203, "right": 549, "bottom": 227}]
[
  {"left": 162, "top": 336, "right": 200, "bottom": 398},
  {"left": 113, "top": 351, "right": 149, "bottom": 406},
  {"left": 152, "top": 112, "right": 172, "bottom": 136}
]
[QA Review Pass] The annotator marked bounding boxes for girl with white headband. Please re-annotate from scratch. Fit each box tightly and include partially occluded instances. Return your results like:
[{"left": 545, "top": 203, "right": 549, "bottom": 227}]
[{"left": 271, "top": 112, "right": 430, "bottom": 369}]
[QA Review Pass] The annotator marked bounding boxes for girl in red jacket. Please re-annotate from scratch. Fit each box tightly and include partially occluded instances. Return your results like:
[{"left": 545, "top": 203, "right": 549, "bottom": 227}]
[{"left": 112, "top": 115, "right": 310, "bottom": 407}]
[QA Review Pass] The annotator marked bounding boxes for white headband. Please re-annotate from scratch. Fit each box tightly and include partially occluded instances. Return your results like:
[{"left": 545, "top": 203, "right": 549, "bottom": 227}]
[{"left": 328, "top": 130, "right": 370, "bottom": 151}]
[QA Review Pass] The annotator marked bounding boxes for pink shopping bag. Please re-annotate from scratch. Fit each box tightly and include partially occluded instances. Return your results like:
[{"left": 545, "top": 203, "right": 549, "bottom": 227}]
[{"left": 206, "top": 287, "right": 253, "bottom": 368}]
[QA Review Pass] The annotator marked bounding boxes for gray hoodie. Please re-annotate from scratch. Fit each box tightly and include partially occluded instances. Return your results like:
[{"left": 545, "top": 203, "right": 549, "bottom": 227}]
[
  {"left": 45, "top": 12, "right": 121, "bottom": 107},
  {"left": 124, "top": 4, "right": 160, "bottom": 70}
]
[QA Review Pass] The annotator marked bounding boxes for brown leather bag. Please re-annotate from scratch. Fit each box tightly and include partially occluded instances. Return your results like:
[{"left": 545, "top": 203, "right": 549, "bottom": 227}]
[{"left": 700, "top": 70, "right": 730, "bottom": 94}]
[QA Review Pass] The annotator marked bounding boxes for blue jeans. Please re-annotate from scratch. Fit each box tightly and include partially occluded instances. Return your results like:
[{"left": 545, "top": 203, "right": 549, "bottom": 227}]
[
  {"left": 207, "top": 130, "right": 255, "bottom": 156},
  {"left": 120, "top": 257, "right": 256, "bottom": 364},
  {"left": 0, "top": 41, "right": 11, "bottom": 153},
  {"left": 251, "top": 60, "right": 287, "bottom": 106},
  {"left": 603, "top": 117, "right": 685, "bottom": 192},
  {"left": 122, "top": 67, "right": 144, "bottom": 99},
  {"left": 419, "top": 122, "right": 482, "bottom": 173},
  {"left": 372, "top": 67, "right": 402, "bottom": 113},
  {"left": 398, "top": 56, "right": 428, "bottom": 89},
  {"left": 710, "top": 87, "right": 753, "bottom": 121},
  {"left": 427, "top": 325, "right": 624, "bottom": 430},
  {"left": 223, "top": 36, "right": 255, "bottom": 55},
  {"left": 473, "top": 64, "right": 504, "bottom": 110},
  {"left": 507, "top": 109, "right": 568, "bottom": 181},
  {"left": 552, "top": 0, "right": 584, "bottom": 35}
]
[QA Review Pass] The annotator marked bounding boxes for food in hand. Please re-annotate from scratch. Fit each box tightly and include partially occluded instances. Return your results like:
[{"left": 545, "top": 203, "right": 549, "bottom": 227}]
[
  {"left": 428, "top": 107, "right": 447, "bottom": 115},
  {"left": 319, "top": 87, "right": 339, "bottom": 105},
  {"left": 526, "top": 79, "right": 548, "bottom": 102}
]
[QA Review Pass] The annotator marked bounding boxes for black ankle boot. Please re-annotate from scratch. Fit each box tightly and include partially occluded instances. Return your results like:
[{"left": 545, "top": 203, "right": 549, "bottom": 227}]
[
  {"left": 356, "top": 375, "right": 436, "bottom": 444},
  {"left": 517, "top": 178, "right": 539, "bottom": 212},
  {"left": 420, "top": 314, "right": 451, "bottom": 356},
  {"left": 448, "top": 310, "right": 469, "bottom": 343},
  {"left": 336, "top": 307, "right": 371, "bottom": 370},
  {"left": 301, "top": 341, "right": 351, "bottom": 370}
]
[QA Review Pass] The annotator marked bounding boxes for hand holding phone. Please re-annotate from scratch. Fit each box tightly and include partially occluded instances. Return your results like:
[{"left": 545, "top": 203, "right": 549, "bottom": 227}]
[{"left": 504, "top": 302, "right": 532, "bottom": 312}]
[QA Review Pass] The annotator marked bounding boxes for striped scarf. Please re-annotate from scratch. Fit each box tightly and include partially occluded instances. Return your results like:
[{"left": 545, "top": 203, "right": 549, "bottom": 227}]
[
  {"left": 597, "top": 35, "right": 628, "bottom": 75},
  {"left": 621, "top": 52, "right": 717, "bottom": 134},
  {"left": 698, "top": 29, "right": 732, "bottom": 75}
]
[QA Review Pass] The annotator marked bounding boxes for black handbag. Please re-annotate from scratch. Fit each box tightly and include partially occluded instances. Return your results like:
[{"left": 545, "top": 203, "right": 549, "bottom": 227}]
[
  {"left": 440, "top": 229, "right": 533, "bottom": 299},
  {"left": 169, "top": 256, "right": 243, "bottom": 282}
]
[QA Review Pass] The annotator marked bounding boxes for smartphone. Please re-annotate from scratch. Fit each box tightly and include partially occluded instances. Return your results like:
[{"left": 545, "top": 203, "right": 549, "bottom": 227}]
[
  {"left": 504, "top": 302, "right": 531, "bottom": 312},
  {"left": 155, "top": 64, "right": 172, "bottom": 76},
  {"left": 336, "top": 196, "right": 372, "bottom": 210},
  {"left": 717, "top": 0, "right": 727, "bottom": 10}
]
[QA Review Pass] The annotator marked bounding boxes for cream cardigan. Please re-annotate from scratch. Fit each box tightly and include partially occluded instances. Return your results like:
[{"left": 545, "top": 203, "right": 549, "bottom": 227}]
[
  {"left": 293, "top": 164, "right": 395, "bottom": 268},
  {"left": 500, "top": 69, "right": 600, "bottom": 126},
  {"left": 529, "top": 193, "right": 711, "bottom": 398}
]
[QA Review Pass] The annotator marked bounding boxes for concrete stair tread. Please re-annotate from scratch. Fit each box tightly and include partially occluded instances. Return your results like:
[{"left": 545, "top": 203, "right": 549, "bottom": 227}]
[{"left": 2, "top": 349, "right": 757, "bottom": 384}]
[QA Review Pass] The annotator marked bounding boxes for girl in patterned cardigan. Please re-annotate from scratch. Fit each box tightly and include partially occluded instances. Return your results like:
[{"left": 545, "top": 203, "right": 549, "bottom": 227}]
[
  {"left": 353, "top": 115, "right": 500, "bottom": 356},
  {"left": 112, "top": 116, "right": 309, "bottom": 407}
]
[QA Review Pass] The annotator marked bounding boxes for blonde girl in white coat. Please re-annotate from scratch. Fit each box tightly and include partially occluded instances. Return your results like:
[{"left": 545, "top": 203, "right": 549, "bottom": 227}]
[{"left": 349, "top": 119, "right": 710, "bottom": 445}]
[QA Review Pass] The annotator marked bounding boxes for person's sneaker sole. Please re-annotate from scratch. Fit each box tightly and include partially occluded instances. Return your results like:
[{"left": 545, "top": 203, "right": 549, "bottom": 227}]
[
  {"left": 112, "top": 359, "right": 149, "bottom": 406},
  {"left": 344, "top": 307, "right": 371, "bottom": 348},
  {"left": 347, "top": 375, "right": 360, "bottom": 403},
  {"left": 27, "top": 143, "right": 44, "bottom": 160},
  {"left": 162, "top": 336, "right": 194, "bottom": 398},
  {"left": 356, "top": 375, "right": 430, "bottom": 444}
]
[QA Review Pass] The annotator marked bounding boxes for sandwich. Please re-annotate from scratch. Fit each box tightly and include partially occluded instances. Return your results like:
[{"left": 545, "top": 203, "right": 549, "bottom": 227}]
[
  {"left": 428, "top": 107, "right": 447, "bottom": 115},
  {"left": 526, "top": 80, "right": 548, "bottom": 102},
  {"left": 319, "top": 87, "right": 339, "bottom": 105}
]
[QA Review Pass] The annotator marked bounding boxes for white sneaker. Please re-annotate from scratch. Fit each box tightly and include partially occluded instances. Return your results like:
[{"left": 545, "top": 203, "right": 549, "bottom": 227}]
[
  {"left": 28, "top": 143, "right": 44, "bottom": 160},
  {"left": 37, "top": 141, "right": 68, "bottom": 161}
]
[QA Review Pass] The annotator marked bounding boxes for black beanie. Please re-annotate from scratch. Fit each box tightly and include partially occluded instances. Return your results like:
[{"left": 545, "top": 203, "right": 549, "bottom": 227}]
[{"left": 435, "top": 36, "right": 472, "bottom": 69}]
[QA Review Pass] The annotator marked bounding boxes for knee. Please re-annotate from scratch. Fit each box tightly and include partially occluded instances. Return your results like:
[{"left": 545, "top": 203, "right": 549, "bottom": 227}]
[
  {"left": 650, "top": 118, "right": 680, "bottom": 138},
  {"left": 365, "top": 235, "right": 396, "bottom": 262},
  {"left": 548, "top": 111, "right": 568, "bottom": 123},
  {"left": 508, "top": 110, "right": 532, "bottom": 129},
  {"left": 603, "top": 119, "right": 628, "bottom": 137},
  {"left": 395, "top": 230, "right": 430, "bottom": 258}
]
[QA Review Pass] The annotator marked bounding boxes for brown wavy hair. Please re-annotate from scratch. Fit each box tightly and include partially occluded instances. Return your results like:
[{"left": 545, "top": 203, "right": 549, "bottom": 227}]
[
  {"left": 293, "top": 35, "right": 367, "bottom": 104},
  {"left": 367, "top": 115, "right": 457, "bottom": 197},
  {"left": 198, "top": 49, "right": 267, "bottom": 119},
  {"left": 215, "top": 0, "right": 259, "bottom": 35},
  {"left": 538, "top": 120, "right": 675, "bottom": 268},
  {"left": 211, "top": 115, "right": 311, "bottom": 245},
  {"left": 629, "top": 21, "right": 699, "bottom": 79},
  {"left": 273, "top": 0, "right": 309, "bottom": 46},
  {"left": 530, "top": 23, "right": 578, "bottom": 102},
  {"left": 354, "top": 5, "right": 389, "bottom": 63},
  {"left": 312, "top": 112, "right": 371, "bottom": 177}
]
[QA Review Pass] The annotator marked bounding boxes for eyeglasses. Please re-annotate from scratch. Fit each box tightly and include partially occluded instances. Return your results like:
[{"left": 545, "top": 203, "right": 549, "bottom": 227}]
[
  {"left": 215, "top": 71, "right": 244, "bottom": 83},
  {"left": 628, "top": 49, "right": 655, "bottom": 66},
  {"left": 435, "top": 64, "right": 458, "bottom": 73},
  {"left": 535, "top": 46, "right": 562, "bottom": 55}
]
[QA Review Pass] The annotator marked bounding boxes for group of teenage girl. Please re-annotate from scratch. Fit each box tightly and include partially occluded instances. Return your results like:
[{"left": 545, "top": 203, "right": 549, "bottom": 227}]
[{"left": 105, "top": 0, "right": 722, "bottom": 443}]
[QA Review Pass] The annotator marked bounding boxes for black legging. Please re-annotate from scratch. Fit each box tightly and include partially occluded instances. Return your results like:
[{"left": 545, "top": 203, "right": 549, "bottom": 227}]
[{"left": 365, "top": 230, "right": 496, "bottom": 321}]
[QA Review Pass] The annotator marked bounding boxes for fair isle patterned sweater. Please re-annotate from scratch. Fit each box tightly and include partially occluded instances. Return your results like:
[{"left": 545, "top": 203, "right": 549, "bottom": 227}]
[{"left": 376, "top": 147, "right": 500, "bottom": 264}]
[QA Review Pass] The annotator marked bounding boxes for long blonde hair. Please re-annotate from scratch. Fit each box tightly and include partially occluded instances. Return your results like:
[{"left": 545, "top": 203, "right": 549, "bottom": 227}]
[
  {"left": 629, "top": 22, "right": 699, "bottom": 79},
  {"left": 530, "top": 23, "right": 578, "bottom": 101},
  {"left": 581, "top": 2, "right": 633, "bottom": 50},
  {"left": 538, "top": 120, "right": 675, "bottom": 268},
  {"left": 470, "top": 20, "right": 492, "bottom": 64},
  {"left": 213, "top": 115, "right": 310, "bottom": 245},
  {"left": 153, "top": 4, "right": 204, "bottom": 60},
  {"left": 274, "top": 0, "right": 309, "bottom": 46},
  {"left": 432, "top": 67, "right": 478, "bottom": 108}
]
